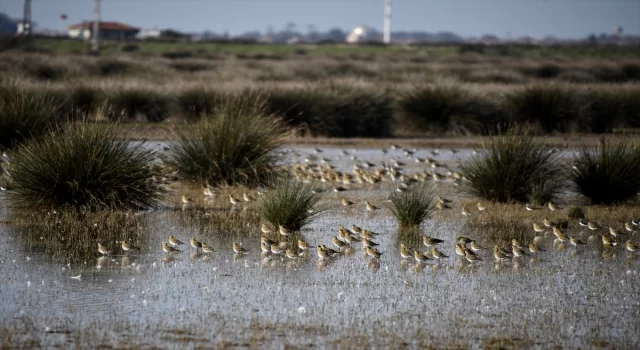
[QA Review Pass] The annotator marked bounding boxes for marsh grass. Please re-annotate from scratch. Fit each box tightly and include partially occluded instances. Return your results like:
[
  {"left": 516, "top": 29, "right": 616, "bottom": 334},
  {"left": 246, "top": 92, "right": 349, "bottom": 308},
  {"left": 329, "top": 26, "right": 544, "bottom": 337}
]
[
  {"left": 459, "top": 129, "right": 565, "bottom": 203},
  {"left": 168, "top": 93, "right": 287, "bottom": 186},
  {"left": 176, "top": 88, "right": 220, "bottom": 122},
  {"left": 571, "top": 139, "right": 640, "bottom": 204},
  {"left": 386, "top": 183, "right": 437, "bottom": 228},
  {"left": 396, "top": 227, "right": 423, "bottom": 249},
  {"left": 8, "top": 121, "right": 165, "bottom": 210},
  {"left": 174, "top": 206, "right": 262, "bottom": 235},
  {"left": 505, "top": 86, "right": 588, "bottom": 133},
  {"left": 462, "top": 216, "right": 533, "bottom": 245},
  {"left": 65, "top": 86, "right": 104, "bottom": 118},
  {"left": 396, "top": 86, "right": 504, "bottom": 135},
  {"left": 109, "top": 89, "right": 171, "bottom": 122},
  {"left": 256, "top": 177, "right": 328, "bottom": 231},
  {"left": 567, "top": 206, "right": 586, "bottom": 220},
  {"left": 0, "top": 87, "right": 60, "bottom": 149},
  {"left": 265, "top": 87, "right": 393, "bottom": 137}
]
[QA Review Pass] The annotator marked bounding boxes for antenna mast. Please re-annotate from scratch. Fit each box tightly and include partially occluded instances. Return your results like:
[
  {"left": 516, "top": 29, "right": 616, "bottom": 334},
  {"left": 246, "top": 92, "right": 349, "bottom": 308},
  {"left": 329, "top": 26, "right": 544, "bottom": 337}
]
[
  {"left": 92, "top": 0, "right": 101, "bottom": 53},
  {"left": 22, "top": 0, "right": 32, "bottom": 36},
  {"left": 383, "top": 0, "right": 391, "bottom": 44}
]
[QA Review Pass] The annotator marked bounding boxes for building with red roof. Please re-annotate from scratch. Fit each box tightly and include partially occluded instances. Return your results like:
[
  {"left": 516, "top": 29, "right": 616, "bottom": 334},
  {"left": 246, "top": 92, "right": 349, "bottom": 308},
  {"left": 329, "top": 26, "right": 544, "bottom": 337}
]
[{"left": 68, "top": 21, "right": 139, "bottom": 40}]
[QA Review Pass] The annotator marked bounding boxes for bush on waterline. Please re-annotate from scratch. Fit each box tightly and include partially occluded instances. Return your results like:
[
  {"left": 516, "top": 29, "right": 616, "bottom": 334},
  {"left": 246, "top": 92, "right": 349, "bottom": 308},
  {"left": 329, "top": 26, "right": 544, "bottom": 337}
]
[
  {"left": 7, "top": 121, "right": 164, "bottom": 209},
  {"left": 168, "top": 93, "right": 287, "bottom": 186},
  {"left": 458, "top": 129, "right": 565, "bottom": 203},
  {"left": 387, "top": 183, "right": 437, "bottom": 228},
  {"left": 571, "top": 138, "right": 640, "bottom": 205},
  {"left": 256, "top": 176, "right": 327, "bottom": 231}
]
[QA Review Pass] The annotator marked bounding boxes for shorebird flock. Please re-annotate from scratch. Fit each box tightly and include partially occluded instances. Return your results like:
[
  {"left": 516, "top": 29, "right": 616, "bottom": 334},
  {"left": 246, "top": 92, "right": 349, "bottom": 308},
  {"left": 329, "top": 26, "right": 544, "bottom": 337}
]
[{"left": 93, "top": 145, "right": 640, "bottom": 270}]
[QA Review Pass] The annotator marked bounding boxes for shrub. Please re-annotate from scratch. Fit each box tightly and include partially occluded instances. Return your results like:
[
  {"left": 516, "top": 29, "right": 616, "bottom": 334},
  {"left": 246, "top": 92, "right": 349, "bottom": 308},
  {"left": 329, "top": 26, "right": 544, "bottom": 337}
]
[
  {"left": 386, "top": 183, "right": 437, "bottom": 228},
  {"left": 505, "top": 86, "right": 588, "bottom": 134},
  {"left": 168, "top": 93, "right": 287, "bottom": 185},
  {"left": 0, "top": 87, "right": 60, "bottom": 149},
  {"left": 176, "top": 89, "right": 220, "bottom": 122},
  {"left": 162, "top": 50, "right": 194, "bottom": 59},
  {"left": 95, "top": 59, "right": 132, "bottom": 76},
  {"left": 567, "top": 206, "right": 585, "bottom": 220},
  {"left": 168, "top": 62, "right": 213, "bottom": 73},
  {"left": 65, "top": 86, "right": 104, "bottom": 118},
  {"left": 256, "top": 177, "right": 327, "bottom": 231},
  {"left": 571, "top": 139, "right": 640, "bottom": 204},
  {"left": 459, "top": 129, "right": 565, "bottom": 203},
  {"left": 265, "top": 87, "right": 394, "bottom": 137},
  {"left": 109, "top": 89, "right": 171, "bottom": 122},
  {"left": 26, "top": 62, "right": 66, "bottom": 81},
  {"left": 396, "top": 86, "right": 505, "bottom": 135},
  {"left": 588, "top": 89, "right": 640, "bottom": 132},
  {"left": 120, "top": 44, "right": 140, "bottom": 52},
  {"left": 521, "top": 64, "right": 562, "bottom": 79},
  {"left": 7, "top": 121, "right": 164, "bottom": 209}
]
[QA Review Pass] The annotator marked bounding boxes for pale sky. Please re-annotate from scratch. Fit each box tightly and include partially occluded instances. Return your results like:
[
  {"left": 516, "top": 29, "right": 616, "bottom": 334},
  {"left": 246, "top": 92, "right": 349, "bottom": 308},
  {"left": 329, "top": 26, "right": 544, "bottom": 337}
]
[{"left": 1, "top": 0, "right": 639, "bottom": 38}]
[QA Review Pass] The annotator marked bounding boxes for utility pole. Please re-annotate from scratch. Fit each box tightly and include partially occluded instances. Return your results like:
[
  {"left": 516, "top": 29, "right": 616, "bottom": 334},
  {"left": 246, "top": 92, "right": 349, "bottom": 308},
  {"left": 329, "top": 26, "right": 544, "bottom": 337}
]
[
  {"left": 383, "top": 0, "right": 391, "bottom": 44},
  {"left": 22, "top": 0, "right": 32, "bottom": 36},
  {"left": 92, "top": 0, "right": 101, "bottom": 53}
]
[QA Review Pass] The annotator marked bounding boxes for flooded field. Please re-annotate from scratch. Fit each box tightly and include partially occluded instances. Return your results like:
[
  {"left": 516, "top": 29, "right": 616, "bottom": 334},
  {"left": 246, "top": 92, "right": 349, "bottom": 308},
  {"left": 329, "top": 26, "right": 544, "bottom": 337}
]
[{"left": 1, "top": 146, "right": 639, "bottom": 349}]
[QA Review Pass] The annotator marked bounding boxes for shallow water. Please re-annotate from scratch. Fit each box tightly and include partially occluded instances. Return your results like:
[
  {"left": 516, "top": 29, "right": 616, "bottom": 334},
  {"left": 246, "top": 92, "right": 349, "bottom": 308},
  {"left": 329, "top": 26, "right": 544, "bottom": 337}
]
[{"left": 1, "top": 146, "right": 639, "bottom": 349}]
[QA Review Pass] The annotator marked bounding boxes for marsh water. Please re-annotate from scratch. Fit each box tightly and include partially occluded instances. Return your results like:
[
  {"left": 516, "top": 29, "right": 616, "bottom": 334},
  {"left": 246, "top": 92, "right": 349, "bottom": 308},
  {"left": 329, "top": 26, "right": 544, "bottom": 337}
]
[{"left": 1, "top": 146, "right": 639, "bottom": 349}]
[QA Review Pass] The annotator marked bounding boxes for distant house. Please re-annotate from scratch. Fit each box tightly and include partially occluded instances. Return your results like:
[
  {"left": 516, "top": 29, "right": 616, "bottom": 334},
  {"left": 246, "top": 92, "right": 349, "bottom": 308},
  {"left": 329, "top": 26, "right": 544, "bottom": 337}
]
[{"left": 68, "top": 21, "right": 139, "bottom": 40}]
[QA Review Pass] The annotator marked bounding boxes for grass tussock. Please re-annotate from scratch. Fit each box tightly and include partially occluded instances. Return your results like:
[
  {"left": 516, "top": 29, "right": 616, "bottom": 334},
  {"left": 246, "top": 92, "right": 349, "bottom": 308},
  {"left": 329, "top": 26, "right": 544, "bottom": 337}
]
[
  {"left": 109, "top": 89, "right": 171, "bottom": 122},
  {"left": 505, "top": 86, "right": 588, "bottom": 134},
  {"left": 256, "top": 177, "right": 327, "bottom": 231},
  {"left": 571, "top": 138, "right": 640, "bottom": 204},
  {"left": 7, "top": 120, "right": 164, "bottom": 210},
  {"left": 386, "top": 183, "right": 437, "bottom": 228},
  {"left": 459, "top": 129, "right": 565, "bottom": 204},
  {"left": 0, "top": 87, "right": 60, "bottom": 149},
  {"left": 168, "top": 93, "right": 287, "bottom": 186},
  {"left": 176, "top": 88, "right": 220, "bottom": 122},
  {"left": 265, "top": 87, "right": 394, "bottom": 138},
  {"left": 396, "top": 86, "right": 505, "bottom": 135}
]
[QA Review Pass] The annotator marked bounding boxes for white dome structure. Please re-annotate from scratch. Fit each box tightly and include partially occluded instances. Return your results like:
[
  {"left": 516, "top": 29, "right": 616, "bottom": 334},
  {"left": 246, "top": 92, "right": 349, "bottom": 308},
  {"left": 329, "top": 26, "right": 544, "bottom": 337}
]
[{"left": 346, "top": 25, "right": 381, "bottom": 43}]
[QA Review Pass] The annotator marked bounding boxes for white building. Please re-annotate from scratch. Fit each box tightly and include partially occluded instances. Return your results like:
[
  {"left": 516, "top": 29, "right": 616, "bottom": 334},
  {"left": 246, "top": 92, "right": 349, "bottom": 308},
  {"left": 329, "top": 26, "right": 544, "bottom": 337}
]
[{"left": 346, "top": 25, "right": 381, "bottom": 43}]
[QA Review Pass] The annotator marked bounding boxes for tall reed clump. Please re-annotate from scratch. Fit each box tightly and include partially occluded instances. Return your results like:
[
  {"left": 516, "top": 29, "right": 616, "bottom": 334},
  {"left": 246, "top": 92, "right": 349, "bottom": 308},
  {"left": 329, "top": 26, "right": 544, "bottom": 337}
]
[
  {"left": 386, "top": 183, "right": 437, "bottom": 228},
  {"left": 168, "top": 93, "right": 287, "bottom": 186},
  {"left": 571, "top": 138, "right": 640, "bottom": 204},
  {"left": 7, "top": 120, "right": 164, "bottom": 210},
  {"left": 0, "top": 87, "right": 60, "bottom": 149},
  {"left": 458, "top": 129, "right": 565, "bottom": 204},
  {"left": 256, "top": 176, "right": 327, "bottom": 231}
]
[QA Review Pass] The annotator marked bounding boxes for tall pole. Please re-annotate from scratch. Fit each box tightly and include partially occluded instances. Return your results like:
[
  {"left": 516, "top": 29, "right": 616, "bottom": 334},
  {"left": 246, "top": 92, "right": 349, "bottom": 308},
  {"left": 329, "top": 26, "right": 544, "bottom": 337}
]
[
  {"left": 22, "top": 0, "right": 32, "bottom": 36},
  {"left": 92, "top": 0, "right": 101, "bottom": 53},
  {"left": 383, "top": 0, "right": 391, "bottom": 44}
]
